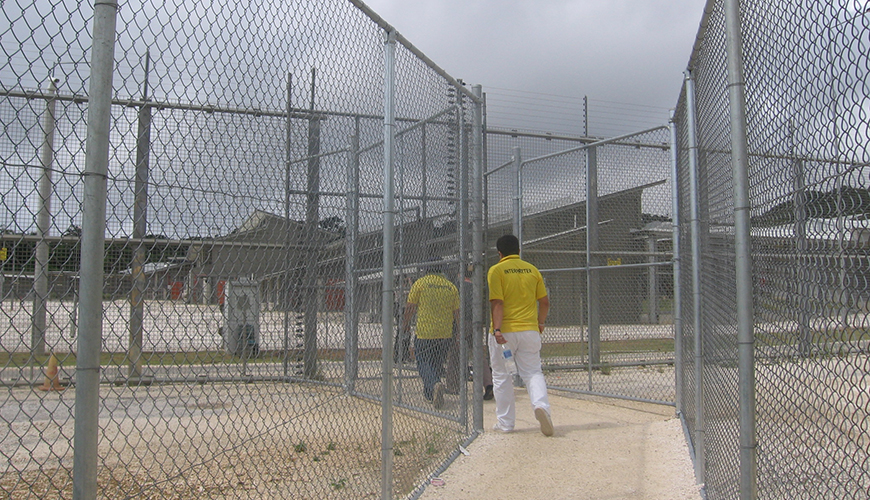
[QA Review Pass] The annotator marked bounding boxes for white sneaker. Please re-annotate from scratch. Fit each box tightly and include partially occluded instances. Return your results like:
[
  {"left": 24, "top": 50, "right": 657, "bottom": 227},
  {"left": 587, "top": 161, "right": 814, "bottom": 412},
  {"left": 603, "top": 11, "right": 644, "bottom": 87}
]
[
  {"left": 492, "top": 423, "right": 513, "bottom": 433},
  {"left": 535, "top": 407, "right": 554, "bottom": 437}
]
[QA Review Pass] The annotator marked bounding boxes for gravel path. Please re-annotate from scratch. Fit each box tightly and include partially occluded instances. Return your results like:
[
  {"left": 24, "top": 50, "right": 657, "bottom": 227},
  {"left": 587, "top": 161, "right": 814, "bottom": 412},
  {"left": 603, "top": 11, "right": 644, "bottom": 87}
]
[{"left": 419, "top": 392, "right": 702, "bottom": 500}]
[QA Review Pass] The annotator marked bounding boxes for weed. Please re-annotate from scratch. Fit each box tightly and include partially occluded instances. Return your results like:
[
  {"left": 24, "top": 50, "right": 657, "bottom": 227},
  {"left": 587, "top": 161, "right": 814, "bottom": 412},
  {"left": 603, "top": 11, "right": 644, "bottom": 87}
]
[{"left": 294, "top": 442, "right": 306, "bottom": 453}]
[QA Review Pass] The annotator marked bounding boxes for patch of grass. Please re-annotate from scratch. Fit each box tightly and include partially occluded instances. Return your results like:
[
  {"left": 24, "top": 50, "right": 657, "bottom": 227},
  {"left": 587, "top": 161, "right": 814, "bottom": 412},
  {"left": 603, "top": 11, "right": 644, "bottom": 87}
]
[
  {"left": 330, "top": 478, "right": 347, "bottom": 490},
  {"left": 294, "top": 442, "right": 306, "bottom": 453},
  {"left": 424, "top": 442, "right": 438, "bottom": 455}
]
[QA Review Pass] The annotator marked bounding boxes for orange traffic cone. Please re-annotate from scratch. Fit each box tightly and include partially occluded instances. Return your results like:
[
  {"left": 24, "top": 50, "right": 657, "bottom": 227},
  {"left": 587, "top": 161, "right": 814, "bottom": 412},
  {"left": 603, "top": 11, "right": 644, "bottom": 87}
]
[{"left": 38, "top": 353, "right": 64, "bottom": 391}]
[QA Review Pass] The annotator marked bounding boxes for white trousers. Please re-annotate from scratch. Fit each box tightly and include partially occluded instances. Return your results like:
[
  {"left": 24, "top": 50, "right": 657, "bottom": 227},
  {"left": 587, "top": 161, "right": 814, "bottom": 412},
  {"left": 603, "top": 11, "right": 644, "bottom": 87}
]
[{"left": 488, "top": 329, "right": 550, "bottom": 431}]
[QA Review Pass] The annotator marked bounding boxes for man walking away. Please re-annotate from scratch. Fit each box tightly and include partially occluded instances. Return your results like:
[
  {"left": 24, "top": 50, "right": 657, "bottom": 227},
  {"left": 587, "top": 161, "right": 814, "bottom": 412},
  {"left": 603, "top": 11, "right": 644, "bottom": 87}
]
[
  {"left": 403, "top": 262, "right": 459, "bottom": 409},
  {"left": 487, "top": 234, "right": 553, "bottom": 436}
]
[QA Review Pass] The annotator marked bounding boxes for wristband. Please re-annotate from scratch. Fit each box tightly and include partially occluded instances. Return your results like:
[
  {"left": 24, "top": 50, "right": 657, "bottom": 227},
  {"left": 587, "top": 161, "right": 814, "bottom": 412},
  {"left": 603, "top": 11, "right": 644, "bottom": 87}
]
[{"left": 494, "top": 328, "right": 501, "bottom": 334}]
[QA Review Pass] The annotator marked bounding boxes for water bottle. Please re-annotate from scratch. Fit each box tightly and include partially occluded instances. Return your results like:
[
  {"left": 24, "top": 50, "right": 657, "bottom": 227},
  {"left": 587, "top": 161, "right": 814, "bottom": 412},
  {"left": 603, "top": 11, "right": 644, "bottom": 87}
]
[{"left": 501, "top": 344, "right": 518, "bottom": 376}]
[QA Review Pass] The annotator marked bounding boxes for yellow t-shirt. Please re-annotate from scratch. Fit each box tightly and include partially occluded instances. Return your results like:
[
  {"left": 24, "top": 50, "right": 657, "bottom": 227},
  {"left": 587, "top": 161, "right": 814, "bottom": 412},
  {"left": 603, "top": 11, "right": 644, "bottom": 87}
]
[
  {"left": 407, "top": 274, "right": 459, "bottom": 339},
  {"left": 487, "top": 254, "right": 547, "bottom": 333}
]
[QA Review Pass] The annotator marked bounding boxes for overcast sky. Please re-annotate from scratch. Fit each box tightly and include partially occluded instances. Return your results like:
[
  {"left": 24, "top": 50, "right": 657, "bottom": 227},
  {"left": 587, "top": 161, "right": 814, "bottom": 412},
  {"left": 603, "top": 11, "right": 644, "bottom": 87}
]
[{"left": 364, "top": 0, "right": 707, "bottom": 112}]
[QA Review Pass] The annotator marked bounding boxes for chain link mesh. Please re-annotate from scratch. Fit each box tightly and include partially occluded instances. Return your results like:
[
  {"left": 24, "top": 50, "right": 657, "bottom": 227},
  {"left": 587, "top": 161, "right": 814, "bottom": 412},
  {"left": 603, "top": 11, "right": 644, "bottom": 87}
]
[
  {"left": 485, "top": 125, "right": 674, "bottom": 404},
  {"left": 675, "top": 1, "right": 870, "bottom": 498},
  {"left": 1, "top": 0, "right": 478, "bottom": 498}
]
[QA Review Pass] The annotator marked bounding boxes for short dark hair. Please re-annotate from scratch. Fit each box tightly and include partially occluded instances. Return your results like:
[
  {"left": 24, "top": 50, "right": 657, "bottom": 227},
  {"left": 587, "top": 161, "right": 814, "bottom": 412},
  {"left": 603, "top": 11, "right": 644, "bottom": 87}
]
[{"left": 496, "top": 234, "right": 520, "bottom": 256}]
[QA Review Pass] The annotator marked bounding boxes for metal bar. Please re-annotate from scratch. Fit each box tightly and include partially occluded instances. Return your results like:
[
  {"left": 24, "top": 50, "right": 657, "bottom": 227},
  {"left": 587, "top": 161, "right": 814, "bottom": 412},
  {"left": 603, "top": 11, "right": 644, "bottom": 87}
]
[
  {"left": 74, "top": 0, "right": 118, "bottom": 497},
  {"left": 458, "top": 102, "right": 470, "bottom": 429},
  {"left": 283, "top": 72, "right": 293, "bottom": 379},
  {"left": 471, "top": 84, "right": 485, "bottom": 431},
  {"left": 684, "top": 69, "right": 706, "bottom": 485},
  {"left": 586, "top": 146, "right": 600, "bottom": 365},
  {"left": 358, "top": 104, "right": 458, "bottom": 155},
  {"left": 724, "top": 1, "right": 757, "bottom": 496},
  {"left": 521, "top": 220, "right": 612, "bottom": 247},
  {"left": 302, "top": 68, "right": 320, "bottom": 379},
  {"left": 345, "top": 123, "right": 360, "bottom": 392},
  {"left": 32, "top": 77, "right": 56, "bottom": 357},
  {"left": 380, "top": 29, "right": 397, "bottom": 500},
  {"left": 485, "top": 127, "right": 672, "bottom": 151},
  {"left": 483, "top": 157, "right": 515, "bottom": 177},
  {"left": 0, "top": 88, "right": 436, "bottom": 124},
  {"left": 539, "top": 261, "right": 674, "bottom": 274},
  {"left": 523, "top": 125, "right": 668, "bottom": 166},
  {"left": 512, "top": 147, "right": 522, "bottom": 253},
  {"left": 669, "top": 111, "right": 684, "bottom": 416},
  {"left": 128, "top": 53, "right": 151, "bottom": 382}
]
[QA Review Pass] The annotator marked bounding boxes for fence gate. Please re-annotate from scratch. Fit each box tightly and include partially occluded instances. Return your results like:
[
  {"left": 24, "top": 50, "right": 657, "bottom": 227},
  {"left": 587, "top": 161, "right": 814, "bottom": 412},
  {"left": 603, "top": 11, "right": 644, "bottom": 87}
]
[{"left": 485, "top": 126, "right": 675, "bottom": 404}]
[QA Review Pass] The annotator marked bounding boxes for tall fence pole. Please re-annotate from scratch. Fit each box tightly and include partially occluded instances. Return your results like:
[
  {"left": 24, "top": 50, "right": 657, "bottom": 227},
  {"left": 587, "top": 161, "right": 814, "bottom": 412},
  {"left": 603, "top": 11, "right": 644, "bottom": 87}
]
[
  {"left": 684, "top": 70, "right": 705, "bottom": 485},
  {"left": 345, "top": 122, "right": 360, "bottom": 392},
  {"left": 74, "top": 0, "right": 118, "bottom": 497},
  {"left": 33, "top": 76, "right": 57, "bottom": 357},
  {"left": 586, "top": 146, "right": 600, "bottom": 366},
  {"left": 471, "top": 84, "right": 484, "bottom": 431},
  {"left": 669, "top": 112, "right": 683, "bottom": 415},
  {"left": 381, "top": 29, "right": 397, "bottom": 500},
  {"left": 129, "top": 50, "right": 151, "bottom": 382},
  {"left": 723, "top": 1, "right": 757, "bottom": 497},
  {"left": 283, "top": 72, "right": 293, "bottom": 378},
  {"left": 512, "top": 147, "right": 522, "bottom": 255},
  {"left": 458, "top": 101, "right": 470, "bottom": 427},
  {"left": 304, "top": 68, "right": 321, "bottom": 378}
]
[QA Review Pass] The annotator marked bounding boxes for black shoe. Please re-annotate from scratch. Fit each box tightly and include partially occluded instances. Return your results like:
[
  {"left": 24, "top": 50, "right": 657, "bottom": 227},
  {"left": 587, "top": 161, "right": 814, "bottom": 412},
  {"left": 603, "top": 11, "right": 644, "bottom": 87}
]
[{"left": 483, "top": 385, "right": 494, "bottom": 400}]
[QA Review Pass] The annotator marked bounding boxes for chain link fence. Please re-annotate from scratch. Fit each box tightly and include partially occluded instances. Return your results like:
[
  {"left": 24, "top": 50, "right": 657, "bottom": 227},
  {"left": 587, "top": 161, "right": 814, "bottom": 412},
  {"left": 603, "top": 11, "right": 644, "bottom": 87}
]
[
  {"left": 485, "top": 124, "right": 675, "bottom": 405},
  {"left": 674, "top": 0, "right": 870, "bottom": 498},
  {"left": 1, "top": 0, "right": 483, "bottom": 498}
]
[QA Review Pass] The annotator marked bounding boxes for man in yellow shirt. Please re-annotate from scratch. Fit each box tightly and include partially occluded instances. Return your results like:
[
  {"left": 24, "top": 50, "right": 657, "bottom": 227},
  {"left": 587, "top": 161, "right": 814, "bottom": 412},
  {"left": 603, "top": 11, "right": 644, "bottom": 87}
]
[
  {"left": 403, "top": 262, "right": 459, "bottom": 409},
  {"left": 488, "top": 234, "right": 553, "bottom": 436}
]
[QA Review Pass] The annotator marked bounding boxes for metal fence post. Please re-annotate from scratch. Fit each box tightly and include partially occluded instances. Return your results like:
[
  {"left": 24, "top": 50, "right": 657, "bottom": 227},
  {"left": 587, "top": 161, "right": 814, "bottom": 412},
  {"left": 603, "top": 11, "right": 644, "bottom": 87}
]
[
  {"left": 458, "top": 101, "right": 470, "bottom": 428},
  {"left": 129, "top": 51, "right": 151, "bottom": 382},
  {"left": 345, "top": 123, "right": 360, "bottom": 392},
  {"left": 283, "top": 72, "right": 293, "bottom": 377},
  {"left": 304, "top": 68, "right": 321, "bottom": 379},
  {"left": 684, "top": 69, "right": 705, "bottom": 485},
  {"left": 471, "top": 84, "right": 484, "bottom": 431},
  {"left": 586, "top": 146, "right": 600, "bottom": 366},
  {"left": 512, "top": 147, "right": 522, "bottom": 255},
  {"left": 74, "top": 0, "right": 118, "bottom": 497},
  {"left": 381, "top": 28, "right": 397, "bottom": 500},
  {"left": 669, "top": 112, "right": 684, "bottom": 416},
  {"left": 723, "top": 1, "right": 757, "bottom": 497},
  {"left": 790, "top": 123, "right": 811, "bottom": 356},
  {"left": 33, "top": 76, "right": 57, "bottom": 358}
]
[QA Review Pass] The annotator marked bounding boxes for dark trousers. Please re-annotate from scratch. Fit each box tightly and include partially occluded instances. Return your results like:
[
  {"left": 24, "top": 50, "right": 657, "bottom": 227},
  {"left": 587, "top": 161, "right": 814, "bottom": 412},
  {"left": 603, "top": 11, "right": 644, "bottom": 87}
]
[{"left": 414, "top": 337, "right": 450, "bottom": 400}]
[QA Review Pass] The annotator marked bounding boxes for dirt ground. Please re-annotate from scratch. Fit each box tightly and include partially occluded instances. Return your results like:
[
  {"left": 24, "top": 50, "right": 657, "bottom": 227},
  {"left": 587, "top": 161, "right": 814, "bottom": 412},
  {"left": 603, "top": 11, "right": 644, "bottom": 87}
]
[{"left": 418, "top": 391, "right": 702, "bottom": 500}]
